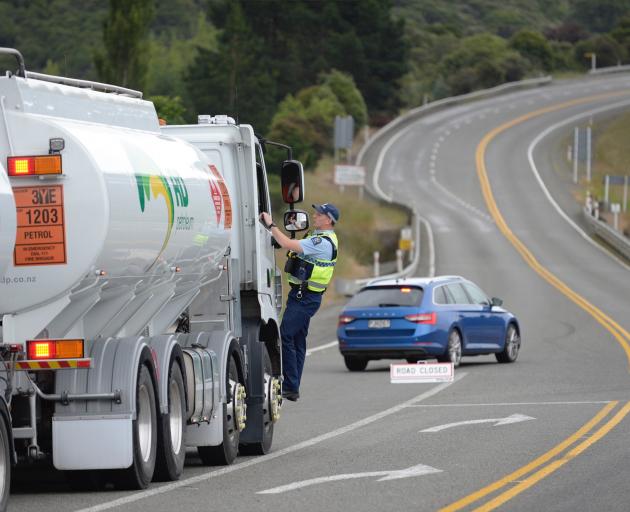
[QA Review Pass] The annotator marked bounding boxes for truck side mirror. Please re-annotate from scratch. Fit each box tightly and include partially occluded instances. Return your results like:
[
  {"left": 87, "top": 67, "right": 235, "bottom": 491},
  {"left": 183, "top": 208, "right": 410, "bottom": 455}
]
[
  {"left": 281, "top": 160, "right": 304, "bottom": 204},
  {"left": 283, "top": 210, "right": 309, "bottom": 232}
]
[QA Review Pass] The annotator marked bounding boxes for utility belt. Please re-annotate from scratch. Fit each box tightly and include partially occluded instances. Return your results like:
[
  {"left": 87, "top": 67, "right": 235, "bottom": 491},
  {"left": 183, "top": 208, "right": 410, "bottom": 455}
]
[{"left": 289, "top": 282, "right": 324, "bottom": 295}]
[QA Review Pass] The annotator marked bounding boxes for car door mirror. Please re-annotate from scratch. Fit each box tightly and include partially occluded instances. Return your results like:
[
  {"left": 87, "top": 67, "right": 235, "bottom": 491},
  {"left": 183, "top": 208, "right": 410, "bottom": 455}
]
[{"left": 490, "top": 297, "right": 503, "bottom": 308}]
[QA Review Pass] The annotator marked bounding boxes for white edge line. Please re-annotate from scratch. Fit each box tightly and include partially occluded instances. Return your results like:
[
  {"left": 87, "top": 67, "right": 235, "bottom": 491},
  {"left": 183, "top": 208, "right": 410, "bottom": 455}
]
[
  {"left": 76, "top": 373, "right": 467, "bottom": 512},
  {"left": 372, "top": 123, "right": 416, "bottom": 202},
  {"left": 422, "top": 215, "right": 436, "bottom": 277},
  {"left": 527, "top": 98, "right": 630, "bottom": 272}
]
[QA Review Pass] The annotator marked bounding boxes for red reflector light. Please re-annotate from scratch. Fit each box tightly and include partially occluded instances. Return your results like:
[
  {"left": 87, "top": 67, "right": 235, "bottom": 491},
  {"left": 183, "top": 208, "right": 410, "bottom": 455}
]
[
  {"left": 338, "top": 315, "right": 355, "bottom": 326},
  {"left": 26, "top": 339, "right": 84, "bottom": 360},
  {"left": 7, "top": 155, "right": 62, "bottom": 177},
  {"left": 405, "top": 312, "right": 437, "bottom": 324},
  {"left": 28, "top": 340, "right": 55, "bottom": 359}
]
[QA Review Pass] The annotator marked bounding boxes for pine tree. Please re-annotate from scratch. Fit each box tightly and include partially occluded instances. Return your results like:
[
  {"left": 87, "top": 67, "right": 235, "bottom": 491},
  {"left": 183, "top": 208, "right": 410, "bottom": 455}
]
[{"left": 94, "top": 0, "right": 155, "bottom": 90}]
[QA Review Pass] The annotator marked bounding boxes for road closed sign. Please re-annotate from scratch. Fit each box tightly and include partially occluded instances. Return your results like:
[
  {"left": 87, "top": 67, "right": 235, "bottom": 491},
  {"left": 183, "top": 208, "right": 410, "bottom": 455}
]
[{"left": 390, "top": 362, "right": 454, "bottom": 383}]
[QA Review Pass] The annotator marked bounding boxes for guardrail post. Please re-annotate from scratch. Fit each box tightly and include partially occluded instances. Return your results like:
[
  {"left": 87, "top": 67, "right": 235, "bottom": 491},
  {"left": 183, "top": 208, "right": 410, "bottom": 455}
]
[
  {"left": 373, "top": 251, "right": 380, "bottom": 277},
  {"left": 396, "top": 250, "right": 403, "bottom": 273},
  {"left": 573, "top": 127, "right": 579, "bottom": 184},
  {"left": 586, "top": 126, "right": 592, "bottom": 183}
]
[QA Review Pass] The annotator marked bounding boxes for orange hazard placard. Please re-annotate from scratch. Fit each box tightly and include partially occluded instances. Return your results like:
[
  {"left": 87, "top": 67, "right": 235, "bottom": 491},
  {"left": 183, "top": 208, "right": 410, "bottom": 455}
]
[
  {"left": 13, "top": 185, "right": 67, "bottom": 266},
  {"left": 208, "top": 164, "right": 232, "bottom": 229}
]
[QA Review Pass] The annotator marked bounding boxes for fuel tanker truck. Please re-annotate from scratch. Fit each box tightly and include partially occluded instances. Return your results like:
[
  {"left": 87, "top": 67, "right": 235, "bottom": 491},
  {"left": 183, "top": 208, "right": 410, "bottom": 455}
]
[{"left": 0, "top": 47, "right": 308, "bottom": 507}]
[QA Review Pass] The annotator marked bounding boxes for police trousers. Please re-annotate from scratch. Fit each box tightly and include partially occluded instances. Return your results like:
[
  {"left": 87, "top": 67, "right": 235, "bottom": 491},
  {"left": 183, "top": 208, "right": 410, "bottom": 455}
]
[{"left": 280, "top": 287, "right": 323, "bottom": 393}]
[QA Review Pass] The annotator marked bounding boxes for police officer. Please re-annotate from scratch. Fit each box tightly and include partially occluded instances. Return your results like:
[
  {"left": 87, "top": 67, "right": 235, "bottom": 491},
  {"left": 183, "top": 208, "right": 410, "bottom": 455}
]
[{"left": 259, "top": 203, "right": 339, "bottom": 401}]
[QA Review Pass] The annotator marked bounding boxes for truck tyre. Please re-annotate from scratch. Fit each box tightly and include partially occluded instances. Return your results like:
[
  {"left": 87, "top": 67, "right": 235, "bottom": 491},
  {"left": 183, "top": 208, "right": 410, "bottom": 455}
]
[
  {"left": 0, "top": 415, "right": 10, "bottom": 512},
  {"left": 116, "top": 363, "right": 157, "bottom": 489},
  {"left": 198, "top": 355, "right": 243, "bottom": 465},
  {"left": 239, "top": 347, "right": 277, "bottom": 455},
  {"left": 155, "top": 360, "right": 186, "bottom": 481}
]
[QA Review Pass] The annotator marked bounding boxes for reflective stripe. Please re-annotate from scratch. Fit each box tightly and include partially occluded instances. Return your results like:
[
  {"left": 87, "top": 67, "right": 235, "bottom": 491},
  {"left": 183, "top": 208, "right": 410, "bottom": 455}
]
[
  {"left": 13, "top": 358, "right": 92, "bottom": 370},
  {"left": 285, "top": 231, "right": 338, "bottom": 292}
]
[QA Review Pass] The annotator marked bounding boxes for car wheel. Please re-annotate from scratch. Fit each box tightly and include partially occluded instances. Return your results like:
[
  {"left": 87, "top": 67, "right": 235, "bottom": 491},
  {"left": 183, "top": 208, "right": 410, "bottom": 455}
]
[
  {"left": 437, "top": 329, "right": 462, "bottom": 368},
  {"left": 496, "top": 324, "right": 520, "bottom": 363},
  {"left": 344, "top": 356, "right": 368, "bottom": 372}
]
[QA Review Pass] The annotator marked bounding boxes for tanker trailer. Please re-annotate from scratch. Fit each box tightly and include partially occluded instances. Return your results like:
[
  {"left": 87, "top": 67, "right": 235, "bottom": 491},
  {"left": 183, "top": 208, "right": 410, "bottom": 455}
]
[{"left": 0, "top": 48, "right": 301, "bottom": 497}]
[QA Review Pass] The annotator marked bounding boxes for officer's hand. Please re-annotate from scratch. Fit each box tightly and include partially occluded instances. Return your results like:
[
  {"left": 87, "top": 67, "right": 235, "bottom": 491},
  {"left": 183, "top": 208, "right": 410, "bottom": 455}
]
[{"left": 259, "top": 212, "right": 273, "bottom": 229}]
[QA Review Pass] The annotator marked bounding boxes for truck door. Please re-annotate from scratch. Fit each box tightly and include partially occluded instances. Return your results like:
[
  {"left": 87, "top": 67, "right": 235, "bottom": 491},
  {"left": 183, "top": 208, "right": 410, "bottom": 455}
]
[{"left": 254, "top": 143, "right": 276, "bottom": 319}]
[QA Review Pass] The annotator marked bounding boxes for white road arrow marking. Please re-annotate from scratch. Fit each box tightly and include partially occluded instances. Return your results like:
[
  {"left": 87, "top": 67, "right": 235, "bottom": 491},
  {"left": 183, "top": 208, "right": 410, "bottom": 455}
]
[
  {"left": 420, "top": 413, "right": 535, "bottom": 433},
  {"left": 257, "top": 463, "right": 442, "bottom": 494}
]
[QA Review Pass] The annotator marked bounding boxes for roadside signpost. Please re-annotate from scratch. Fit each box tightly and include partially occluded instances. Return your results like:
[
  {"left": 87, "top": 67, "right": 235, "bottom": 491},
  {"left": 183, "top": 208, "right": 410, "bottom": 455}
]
[{"left": 334, "top": 164, "right": 366, "bottom": 197}]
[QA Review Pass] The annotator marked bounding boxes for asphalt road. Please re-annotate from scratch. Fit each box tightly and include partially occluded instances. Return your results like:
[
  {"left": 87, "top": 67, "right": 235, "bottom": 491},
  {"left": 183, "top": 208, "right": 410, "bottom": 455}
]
[{"left": 11, "top": 74, "right": 630, "bottom": 511}]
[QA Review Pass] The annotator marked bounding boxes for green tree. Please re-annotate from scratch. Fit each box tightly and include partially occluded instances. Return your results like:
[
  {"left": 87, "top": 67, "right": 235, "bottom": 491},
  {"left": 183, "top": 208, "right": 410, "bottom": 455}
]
[
  {"left": 571, "top": 0, "right": 630, "bottom": 33},
  {"left": 94, "top": 0, "right": 155, "bottom": 90},
  {"left": 611, "top": 15, "right": 630, "bottom": 60},
  {"left": 186, "top": 1, "right": 275, "bottom": 132},
  {"left": 510, "top": 29, "right": 553, "bottom": 70},
  {"left": 150, "top": 95, "right": 187, "bottom": 125},
  {"left": 440, "top": 34, "right": 528, "bottom": 95},
  {"left": 320, "top": 70, "right": 368, "bottom": 129},
  {"left": 574, "top": 34, "right": 626, "bottom": 68},
  {"left": 233, "top": 0, "right": 407, "bottom": 122}
]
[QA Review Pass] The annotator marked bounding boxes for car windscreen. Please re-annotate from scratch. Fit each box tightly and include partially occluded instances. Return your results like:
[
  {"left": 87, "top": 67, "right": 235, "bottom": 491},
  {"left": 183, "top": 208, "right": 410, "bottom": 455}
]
[{"left": 345, "top": 286, "right": 423, "bottom": 308}]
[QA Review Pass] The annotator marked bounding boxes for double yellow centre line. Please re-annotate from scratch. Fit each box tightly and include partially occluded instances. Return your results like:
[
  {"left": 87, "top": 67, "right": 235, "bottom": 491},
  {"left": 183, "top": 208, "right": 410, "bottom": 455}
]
[{"left": 441, "top": 91, "right": 630, "bottom": 511}]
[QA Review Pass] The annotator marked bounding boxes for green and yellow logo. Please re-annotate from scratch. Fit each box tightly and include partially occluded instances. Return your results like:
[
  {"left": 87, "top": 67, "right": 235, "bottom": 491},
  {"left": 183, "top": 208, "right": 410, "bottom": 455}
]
[{"left": 135, "top": 174, "right": 189, "bottom": 269}]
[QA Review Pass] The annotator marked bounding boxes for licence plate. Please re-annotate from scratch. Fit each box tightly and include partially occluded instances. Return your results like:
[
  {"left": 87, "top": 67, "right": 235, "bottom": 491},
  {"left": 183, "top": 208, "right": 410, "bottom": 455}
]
[{"left": 368, "top": 319, "right": 390, "bottom": 329}]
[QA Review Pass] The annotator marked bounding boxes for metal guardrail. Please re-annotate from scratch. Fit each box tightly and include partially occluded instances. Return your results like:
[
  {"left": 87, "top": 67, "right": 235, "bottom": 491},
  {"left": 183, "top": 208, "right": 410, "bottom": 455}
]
[
  {"left": 582, "top": 207, "right": 630, "bottom": 259},
  {"left": 588, "top": 64, "right": 630, "bottom": 76},
  {"left": 356, "top": 76, "right": 553, "bottom": 169},
  {"left": 335, "top": 77, "right": 553, "bottom": 296}
]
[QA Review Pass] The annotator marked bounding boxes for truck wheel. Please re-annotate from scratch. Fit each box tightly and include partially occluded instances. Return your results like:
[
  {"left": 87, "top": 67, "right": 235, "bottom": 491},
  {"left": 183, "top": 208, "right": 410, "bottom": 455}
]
[
  {"left": 155, "top": 361, "right": 186, "bottom": 481},
  {"left": 239, "top": 348, "right": 279, "bottom": 455},
  {"left": 197, "top": 355, "right": 245, "bottom": 465},
  {"left": 0, "top": 415, "right": 10, "bottom": 512},
  {"left": 116, "top": 363, "right": 157, "bottom": 489}
]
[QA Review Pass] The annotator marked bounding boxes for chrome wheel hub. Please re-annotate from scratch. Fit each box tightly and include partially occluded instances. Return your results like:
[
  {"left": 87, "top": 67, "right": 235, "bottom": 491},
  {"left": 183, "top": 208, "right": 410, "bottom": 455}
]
[
  {"left": 169, "top": 378, "right": 183, "bottom": 454},
  {"left": 229, "top": 379, "right": 247, "bottom": 433},
  {"left": 138, "top": 383, "right": 153, "bottom": 463},
  {"left": 268, "top": 376, "right": 282, "bottom": 423}
]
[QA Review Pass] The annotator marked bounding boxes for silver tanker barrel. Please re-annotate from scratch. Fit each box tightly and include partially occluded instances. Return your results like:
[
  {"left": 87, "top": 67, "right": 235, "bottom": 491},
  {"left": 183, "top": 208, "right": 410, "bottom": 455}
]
[{"left": 0, "top": 73, "right": 232, "bottom": 345}]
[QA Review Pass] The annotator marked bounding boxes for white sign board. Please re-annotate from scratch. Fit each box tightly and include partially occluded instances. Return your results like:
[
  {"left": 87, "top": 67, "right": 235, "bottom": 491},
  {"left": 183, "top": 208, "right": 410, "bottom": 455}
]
[
  {"left": 334, "top": 165, "right": 366, "bottom": 186},
  {"left": 390, "top": 362, "right": 454, "bottom": 384},
  {"left": 611, "top": 203, "right": 621, "bottom": 213}
]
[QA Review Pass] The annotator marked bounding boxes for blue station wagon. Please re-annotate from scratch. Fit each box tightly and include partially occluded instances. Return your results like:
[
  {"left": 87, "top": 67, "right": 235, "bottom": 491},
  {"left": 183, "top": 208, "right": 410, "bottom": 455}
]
[{"left": 337, "top": 276, "right": 521, "bottom": 371}]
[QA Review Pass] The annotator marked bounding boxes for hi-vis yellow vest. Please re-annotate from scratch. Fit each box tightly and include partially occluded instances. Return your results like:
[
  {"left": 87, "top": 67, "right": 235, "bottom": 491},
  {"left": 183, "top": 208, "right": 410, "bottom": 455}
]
[{"left": 286, "top": 231, "right": 338, "bottom": 292}]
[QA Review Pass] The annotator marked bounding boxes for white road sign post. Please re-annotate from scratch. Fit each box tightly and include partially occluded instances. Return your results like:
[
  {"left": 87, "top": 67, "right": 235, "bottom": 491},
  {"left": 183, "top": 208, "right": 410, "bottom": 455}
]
[{"left": 611, "top": 202, "right": 621, "bottom": 231}]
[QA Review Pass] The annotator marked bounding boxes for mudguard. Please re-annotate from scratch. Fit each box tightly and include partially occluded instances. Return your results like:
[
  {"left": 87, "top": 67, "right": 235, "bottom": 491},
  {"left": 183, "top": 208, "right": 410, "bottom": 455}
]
[
  {"left": 52, "top": 336, "right": 155, "bottom": 470},
  {"left": 145, "top": 334, "right": 186, "bottom": 415}
]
